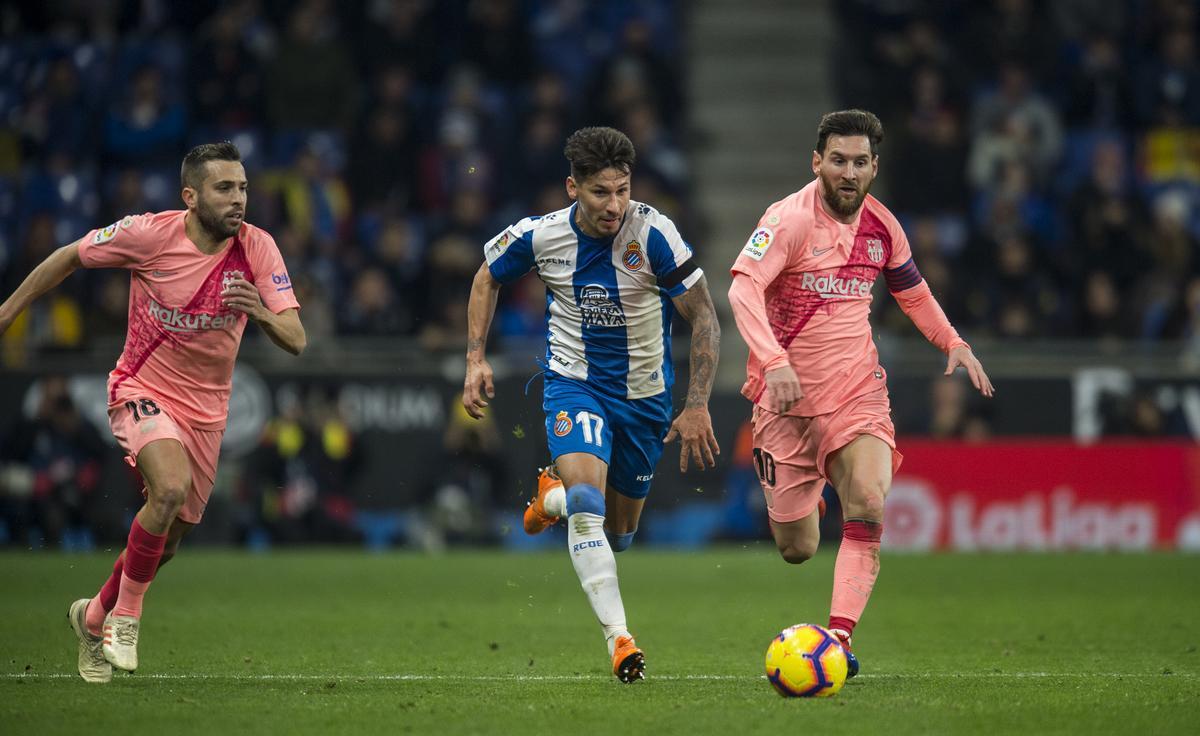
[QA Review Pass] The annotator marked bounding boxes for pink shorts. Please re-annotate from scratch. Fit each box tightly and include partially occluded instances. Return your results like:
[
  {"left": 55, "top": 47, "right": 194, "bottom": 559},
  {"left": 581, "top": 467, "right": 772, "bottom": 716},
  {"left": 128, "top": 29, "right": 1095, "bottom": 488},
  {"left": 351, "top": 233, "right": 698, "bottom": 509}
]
[
  {"left": 107, "top": 387, "right": 224, "bottom": 524},
  {"left": 751, "top": 387, "right": 903, "bottom": 523}
]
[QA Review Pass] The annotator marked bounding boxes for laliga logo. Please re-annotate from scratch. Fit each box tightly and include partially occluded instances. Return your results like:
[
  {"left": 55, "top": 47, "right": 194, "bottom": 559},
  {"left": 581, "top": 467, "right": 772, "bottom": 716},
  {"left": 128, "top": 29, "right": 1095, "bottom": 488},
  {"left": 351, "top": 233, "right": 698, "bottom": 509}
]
[
  {"left": 622, "top": 240, "right": 644, "bottom": 271},
  {"left": 553, "top": 410, "right": 573, "bottom": 437}
]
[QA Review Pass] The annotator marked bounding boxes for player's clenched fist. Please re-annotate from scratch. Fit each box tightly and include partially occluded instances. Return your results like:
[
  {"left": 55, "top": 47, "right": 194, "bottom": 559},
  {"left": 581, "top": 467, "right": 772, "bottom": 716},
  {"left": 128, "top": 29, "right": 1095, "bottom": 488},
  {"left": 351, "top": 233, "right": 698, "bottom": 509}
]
[
  {"left": 764, "top": 364, "right": 803, "bottom": 414},
  {"left": 462, "top": 358, "right": 495, "bottom": 420}
]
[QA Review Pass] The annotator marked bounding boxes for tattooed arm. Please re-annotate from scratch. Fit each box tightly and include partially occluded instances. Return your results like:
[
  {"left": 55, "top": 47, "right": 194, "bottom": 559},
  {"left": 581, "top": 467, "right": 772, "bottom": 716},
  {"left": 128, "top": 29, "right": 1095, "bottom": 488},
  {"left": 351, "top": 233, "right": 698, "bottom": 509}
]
[
  {"left": 664, "top": 275, "right": 721, "bottom": 471},
  {"left": 463, "top": 261, "right": 502, "bottom": 419}
]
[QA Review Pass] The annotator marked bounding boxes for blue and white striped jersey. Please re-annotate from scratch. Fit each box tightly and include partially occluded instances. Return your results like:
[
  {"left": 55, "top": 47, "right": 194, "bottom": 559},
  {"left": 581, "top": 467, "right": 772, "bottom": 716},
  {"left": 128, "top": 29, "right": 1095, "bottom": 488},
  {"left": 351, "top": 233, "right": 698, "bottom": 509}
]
[{"left": 485, "top": 201, "right": 703, "bottom": 400}]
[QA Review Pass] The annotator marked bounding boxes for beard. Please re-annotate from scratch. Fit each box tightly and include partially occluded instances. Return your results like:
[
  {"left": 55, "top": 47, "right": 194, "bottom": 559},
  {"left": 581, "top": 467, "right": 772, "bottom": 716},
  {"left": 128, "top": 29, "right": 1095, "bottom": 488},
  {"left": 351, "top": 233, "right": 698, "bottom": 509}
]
[
  {"left": 820, "top": 174, "right": 872, "bottom": 218},
  {"left": 195, "top": 196, "right": 242, "bottom": 240}
]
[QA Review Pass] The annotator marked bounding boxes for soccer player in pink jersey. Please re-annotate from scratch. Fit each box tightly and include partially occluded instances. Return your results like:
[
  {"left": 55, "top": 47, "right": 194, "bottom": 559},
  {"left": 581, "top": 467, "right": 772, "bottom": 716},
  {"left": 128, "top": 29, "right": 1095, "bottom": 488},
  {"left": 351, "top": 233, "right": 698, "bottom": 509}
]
[
  {"left": 0, "top": 142, "right": 305, "bottom": 682},
  {"left": 727, "top": 110, "right": 993, "bottom": 677}
]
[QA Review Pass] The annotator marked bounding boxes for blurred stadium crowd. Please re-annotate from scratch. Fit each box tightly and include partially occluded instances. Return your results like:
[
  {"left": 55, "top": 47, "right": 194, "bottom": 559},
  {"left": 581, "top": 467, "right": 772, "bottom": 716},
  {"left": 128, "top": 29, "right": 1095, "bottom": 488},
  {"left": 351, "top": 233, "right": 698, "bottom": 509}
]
[
  {"left": 0, "top": 0, "right": 689, "bottom": 357},
  {"left": 836, "top": 0, "right": 1200, "bottom": 348},
  {"left": 2, "top": 1, "right": 1199, "bottom": 548}
]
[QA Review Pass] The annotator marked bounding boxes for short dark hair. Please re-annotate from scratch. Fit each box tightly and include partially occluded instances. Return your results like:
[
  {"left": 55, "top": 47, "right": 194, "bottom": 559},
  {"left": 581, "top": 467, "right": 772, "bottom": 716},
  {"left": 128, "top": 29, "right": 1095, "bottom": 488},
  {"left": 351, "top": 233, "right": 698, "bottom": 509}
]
[
  {"left": 181, "top": 141, "right": 241, "bottom": 189},
  {"left": 563, "top": 127, "right": 635, "bottom": 182},
  {"left": 816, "top": 109, "right": 884, "bottom": 156}
]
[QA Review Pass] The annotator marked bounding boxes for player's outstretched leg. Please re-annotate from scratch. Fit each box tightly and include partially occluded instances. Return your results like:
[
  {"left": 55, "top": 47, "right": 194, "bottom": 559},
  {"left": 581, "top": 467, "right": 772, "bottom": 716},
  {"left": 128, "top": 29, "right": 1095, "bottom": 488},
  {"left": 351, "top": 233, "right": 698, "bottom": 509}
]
[
  {"left": 101, "top": 439, "right": 189, "bottom": 672},
  {"left": 523, "top": 466, "right": 566, "bottom": 534},
  {"left": 103, "top": 518, "right": 166, "bottom": 672},
  {"left": 68, "top": 598, "right": 111, "bottom": 683},
  {"left": 563, "top": 482, "right": 643, "bottom": 682},
  {"left": 827, "top": 518, "right": 882, "bottom": 680}
]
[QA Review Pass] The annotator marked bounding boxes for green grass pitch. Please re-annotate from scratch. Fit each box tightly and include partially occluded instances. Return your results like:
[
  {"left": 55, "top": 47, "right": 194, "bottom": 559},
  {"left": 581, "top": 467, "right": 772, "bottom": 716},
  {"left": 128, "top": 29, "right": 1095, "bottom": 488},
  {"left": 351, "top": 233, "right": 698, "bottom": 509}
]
[{"left": 2, "top": 547, "right": 1197, "bottom": 734}]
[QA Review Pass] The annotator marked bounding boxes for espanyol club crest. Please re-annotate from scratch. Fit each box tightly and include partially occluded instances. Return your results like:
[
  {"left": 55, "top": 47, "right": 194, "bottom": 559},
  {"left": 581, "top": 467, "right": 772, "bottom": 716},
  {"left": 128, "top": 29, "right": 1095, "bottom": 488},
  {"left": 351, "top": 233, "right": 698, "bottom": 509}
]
[
  {"left": 622, "top": 240, "right": 644, "bottom": 271},
  {"left": 553, "top": 410, "right": 573, "bottom": 437},
  {"left": 866, "top": 239, "right": 884, "bottom": 263}
]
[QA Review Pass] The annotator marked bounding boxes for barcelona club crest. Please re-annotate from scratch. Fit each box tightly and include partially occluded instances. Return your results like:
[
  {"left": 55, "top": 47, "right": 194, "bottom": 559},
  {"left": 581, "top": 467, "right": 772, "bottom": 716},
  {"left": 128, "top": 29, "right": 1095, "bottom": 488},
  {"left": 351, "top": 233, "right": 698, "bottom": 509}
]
[
  {"left": 553, "top": 410, "right": 573, "bottom": 437},
  {"left": 866, "top": 238, "right": 884, "bottom": 263},
  {"left": 622, "top": 240, "right": 644, "bottom": 271}
]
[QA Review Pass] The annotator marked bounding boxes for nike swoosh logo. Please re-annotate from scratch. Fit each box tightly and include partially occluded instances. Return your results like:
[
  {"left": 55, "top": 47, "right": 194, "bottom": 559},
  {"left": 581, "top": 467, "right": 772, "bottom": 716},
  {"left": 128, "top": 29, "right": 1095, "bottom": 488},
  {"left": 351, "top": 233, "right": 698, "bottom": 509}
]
[{"left": 812, "top": 246, "right": 834, "bottom": 256}]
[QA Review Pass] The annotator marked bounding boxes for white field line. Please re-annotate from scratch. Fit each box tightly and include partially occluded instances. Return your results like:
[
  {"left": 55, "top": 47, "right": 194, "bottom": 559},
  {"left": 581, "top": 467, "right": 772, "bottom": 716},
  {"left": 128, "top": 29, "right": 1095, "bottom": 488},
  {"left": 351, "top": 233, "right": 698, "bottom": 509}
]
[{"left": 3, "top": 672, "right": 1195, "bottom": 682}]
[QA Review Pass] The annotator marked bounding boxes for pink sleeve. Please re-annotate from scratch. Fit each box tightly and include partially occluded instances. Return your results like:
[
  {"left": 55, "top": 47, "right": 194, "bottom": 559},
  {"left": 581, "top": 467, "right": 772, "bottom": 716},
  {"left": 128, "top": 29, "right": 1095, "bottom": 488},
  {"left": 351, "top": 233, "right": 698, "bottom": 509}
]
[
  {"left": 249, "top": 232, "right": 301, "bottom": 314},
  {"left": 892, "top": 280, "right": 967, "bottom": 354},
  {"left": 728, "top": 272, "right": 789, "bottom": 371},
  {"left": 884, "top": 216, "right": 912, "bottom": 270},
  {"left": 729, "top": 209, "right": 799, "bottom": 289},
  {"left": 76, "top": 214, "right": 157, "bottom": 270}
]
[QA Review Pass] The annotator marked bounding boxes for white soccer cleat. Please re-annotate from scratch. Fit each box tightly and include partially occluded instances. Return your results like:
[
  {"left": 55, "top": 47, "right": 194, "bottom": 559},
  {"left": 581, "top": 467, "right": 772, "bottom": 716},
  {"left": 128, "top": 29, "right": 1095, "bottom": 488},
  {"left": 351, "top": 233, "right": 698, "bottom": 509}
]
[
  {"left": 68, "top": 598, "right": 112, "bottom": 683},
  {"left": 102, "top": 613, "right": 140, "bottom": 672}
]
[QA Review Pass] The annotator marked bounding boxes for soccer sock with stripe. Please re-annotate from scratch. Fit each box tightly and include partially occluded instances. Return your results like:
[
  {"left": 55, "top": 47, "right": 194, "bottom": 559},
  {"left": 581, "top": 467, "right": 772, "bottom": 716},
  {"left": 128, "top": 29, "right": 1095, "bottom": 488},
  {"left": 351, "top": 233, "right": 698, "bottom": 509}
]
[
  {"left": 565, "top": 484, "right": 629, "bottom": 653},
  {"left": 112, "top": 518, "right": 167, "bottom": 619},
  {"left": 829, "top": 520, "right": 883, "bottom": 637}
]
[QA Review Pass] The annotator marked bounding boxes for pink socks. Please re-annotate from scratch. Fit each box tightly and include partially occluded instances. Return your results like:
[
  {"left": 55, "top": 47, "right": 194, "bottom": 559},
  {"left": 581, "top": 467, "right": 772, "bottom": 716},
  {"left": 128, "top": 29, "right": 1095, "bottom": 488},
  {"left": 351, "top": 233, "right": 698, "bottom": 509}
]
[
  {"left": 829, "top": 520, "right": 883, "bottom": 636},
  {"left": 85, "top": 551, "right": 125, "bottom": 636},
  {"left": 111, "top": 519, "right": 167, "bottom": 619}
]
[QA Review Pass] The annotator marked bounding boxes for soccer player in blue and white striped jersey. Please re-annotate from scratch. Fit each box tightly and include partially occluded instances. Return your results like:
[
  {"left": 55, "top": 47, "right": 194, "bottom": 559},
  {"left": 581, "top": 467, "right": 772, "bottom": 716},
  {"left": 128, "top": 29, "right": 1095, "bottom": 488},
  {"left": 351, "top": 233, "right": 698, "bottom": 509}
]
[{"left": 463, "top": 127, "right": 721, "bottom": 682}]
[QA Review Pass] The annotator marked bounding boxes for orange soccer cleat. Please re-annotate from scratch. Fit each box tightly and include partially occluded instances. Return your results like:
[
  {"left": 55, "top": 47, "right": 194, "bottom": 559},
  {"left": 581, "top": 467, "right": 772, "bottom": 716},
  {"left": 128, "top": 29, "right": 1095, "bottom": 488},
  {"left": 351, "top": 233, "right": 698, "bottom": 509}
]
[
  {"left": 523, "top": 466, "right": 563, "bottom": 535},
  {"left": 611, "top": 634, "right": 645, "bottom": 683}
]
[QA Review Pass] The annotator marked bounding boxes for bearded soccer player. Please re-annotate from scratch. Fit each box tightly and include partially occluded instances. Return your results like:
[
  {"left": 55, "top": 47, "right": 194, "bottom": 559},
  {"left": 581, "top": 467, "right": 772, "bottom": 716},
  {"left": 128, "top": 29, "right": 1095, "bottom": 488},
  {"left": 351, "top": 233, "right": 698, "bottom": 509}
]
[
  {"left": 463, "top": 127, "right": 721, "bottom": 682},
  {"left": 727, "top": 110, "right": 993, "bottom": 677},
  {"left": 0, "top": 142, "right": 305, "bottom": 682}
]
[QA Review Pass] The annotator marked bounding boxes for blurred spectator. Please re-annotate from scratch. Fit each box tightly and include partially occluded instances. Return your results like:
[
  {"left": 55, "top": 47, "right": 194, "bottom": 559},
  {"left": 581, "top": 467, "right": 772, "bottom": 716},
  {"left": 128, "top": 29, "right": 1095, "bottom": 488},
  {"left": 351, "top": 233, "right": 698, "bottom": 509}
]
[
  {"left": 419, "top": 400, "right": 510, "bottom": 546},
  {"left": 242, "top": 386, "right": 362, "bottom": 544},
  {"left": 924, "top": 375, "right": 993, "bottom": 442},
  {"left": 1062, "top": 35, "right": 1134, "bottom": 130},
  {"left": 259, "top": 144, "right": 352, "bottom": 245},
  {"left": 969, "top": 62, "right": 1063, "bottom": 189},
  {"left": 1, "top": 215, "right": 84, "bottom": 365},
  {"left": 461, "top": 0, "right": 534, "bottom": 88},
  {"left": 495, "top": 273, "right": 546, "bottom": 340},
  {"left": 340, "top": 266, "right": 413, "bottom": 336},
  {"left": 347, "top": 79, "right": 419, "bottom": 212},
  {"left": 1135, "top": 26, "right": 1200, "bottom": 126},
  {"left": 19, "top": 55, "right": 93, "bottom": 162},
  {"left": 103, "top": 65, "right": 187, "bottom": 166},
  {"left": 188, "top": 2, "right": 266, "bottom": 130},
  {"left": 264, "top": 1, "right": 359, "bottom": 132},
  {"left": 361, "top": 0, "right": 441, "bottom": 84},
  {"left": 0, "top": 376, "right": 106, "bottom": 548}
]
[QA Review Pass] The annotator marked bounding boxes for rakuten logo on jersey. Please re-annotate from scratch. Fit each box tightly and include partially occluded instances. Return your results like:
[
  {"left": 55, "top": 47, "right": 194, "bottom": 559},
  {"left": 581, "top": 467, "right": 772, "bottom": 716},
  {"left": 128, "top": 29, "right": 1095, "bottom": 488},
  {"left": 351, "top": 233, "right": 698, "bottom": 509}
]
[
  {"left": 800, "top": 272, "right": 872, "bottom": 299},
  {"left": 148, "top": 299, "right": 236, "bottom": 332}
]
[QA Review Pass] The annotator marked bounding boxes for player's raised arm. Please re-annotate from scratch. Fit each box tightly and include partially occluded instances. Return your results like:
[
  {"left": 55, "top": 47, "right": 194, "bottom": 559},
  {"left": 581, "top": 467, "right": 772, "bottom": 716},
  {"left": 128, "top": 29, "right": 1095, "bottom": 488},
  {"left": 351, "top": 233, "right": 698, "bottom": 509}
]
[
  {"left": 665, "top": 275, "right": 721, "bottom": 471},
  {"left": 0, "top": 240, "right": 83, "bottom": 334},
  {"left": 463, "top": 261, "right": 502, "bottom": 419}
]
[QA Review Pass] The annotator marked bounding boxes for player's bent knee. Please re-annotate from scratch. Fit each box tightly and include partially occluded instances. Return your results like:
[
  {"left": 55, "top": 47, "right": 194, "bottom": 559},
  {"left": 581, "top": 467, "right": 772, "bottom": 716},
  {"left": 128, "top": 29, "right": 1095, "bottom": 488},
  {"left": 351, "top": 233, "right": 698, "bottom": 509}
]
[
  {"left": 565, "top": 484, "right": 604, "bottom": 517},
  {"left": 605, "top": 528, "right": 637, "bottom": 552},
  {"left": 845, "top": 481, "right": 887, "bottom": 521},
  {"left": 778, "top": 540, "right": 817, "bottom": 565},
  {"left": 149, "top": 480, "right": 190, "bottom": 513}
]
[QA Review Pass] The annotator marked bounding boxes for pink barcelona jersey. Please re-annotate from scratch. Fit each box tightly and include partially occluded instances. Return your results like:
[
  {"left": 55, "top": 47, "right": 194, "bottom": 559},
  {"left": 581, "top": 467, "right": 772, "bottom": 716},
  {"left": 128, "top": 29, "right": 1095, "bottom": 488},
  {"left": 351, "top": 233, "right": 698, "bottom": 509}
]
[
  {"left": 78, "top": 211, "right": 300, "bottom": 429},
  {"left": 730, "top": 180, "right": 915, "bottom": 417}
]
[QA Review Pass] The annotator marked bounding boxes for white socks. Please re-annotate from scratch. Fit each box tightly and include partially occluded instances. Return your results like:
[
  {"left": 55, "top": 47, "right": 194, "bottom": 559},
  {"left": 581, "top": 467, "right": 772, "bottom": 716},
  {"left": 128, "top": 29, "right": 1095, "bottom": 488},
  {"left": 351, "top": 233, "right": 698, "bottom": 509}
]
[{"left": 567, "top": 510, "right": 628, "bottom": 651}]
